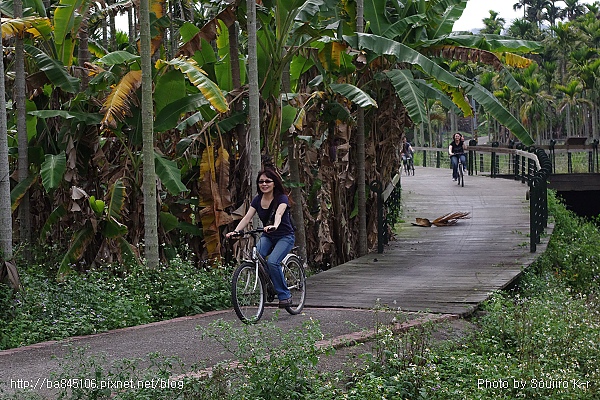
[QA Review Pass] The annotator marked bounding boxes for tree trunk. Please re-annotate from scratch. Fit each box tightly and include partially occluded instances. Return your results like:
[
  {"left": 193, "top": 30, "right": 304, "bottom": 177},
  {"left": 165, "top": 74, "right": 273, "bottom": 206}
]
[
  {"left": 140, "top": 0, "right": 159, "bottom": 268},
  {"left": 280, "top": 54, "right": 308, "bottom": 264},
  {"left": 248, "top": 0, "right": 261, "bottom": 228},
  {"left": 78, "top": 9, "right": 91, "bottom": 91},
  {"left": 229, "top": 21, "right": 248, "bottom": 184},
  {"left": 0, "top": 21, "right": 13, "bottom": 260},
  {"left": 356, "top": 0, "right": 367, "bottom": 256},
  {"left": 128, "top": 8, "right": 135, "bottom": 47},
  {"left": 15, "top": 0, "right": 31, "bottom": 245}
]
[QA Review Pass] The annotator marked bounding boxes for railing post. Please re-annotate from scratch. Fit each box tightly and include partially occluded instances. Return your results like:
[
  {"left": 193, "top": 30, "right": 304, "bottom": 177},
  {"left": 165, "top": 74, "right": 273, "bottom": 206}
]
[
  {"left": 491, "top": 141, "right": 499, "bottom": 178},
  {"left": 568, "top": 152, "right": 573, "bottom": 174},
  {"left": 549, "top": 139, "right": 556, "bottom": 174},
  {"left": 422, "top": 149, "right": 427, "bottom": 168},
  {"left": 479, "top": 153, "right": 484, "bottom": 174},
  {"left": 468, "top": 139, "right": 477, "bottom": 176},
  {"left": 593, "top": 139, "right": 599, "bottom": 173},
  {"left": 517, "top": 143, "right": 526, "bottom": 184},
  {"left": 370, "top": 180, "right": 384, "bottom": 254}
]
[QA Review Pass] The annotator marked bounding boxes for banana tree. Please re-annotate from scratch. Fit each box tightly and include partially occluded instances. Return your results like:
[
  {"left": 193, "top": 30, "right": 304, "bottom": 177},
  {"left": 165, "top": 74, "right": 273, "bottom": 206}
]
[
  {"left": 356, "top": 0, "right": 540, "bottom": 146},
  {"left": 57, "top": 179, "right": 139, "bottom": 278}
]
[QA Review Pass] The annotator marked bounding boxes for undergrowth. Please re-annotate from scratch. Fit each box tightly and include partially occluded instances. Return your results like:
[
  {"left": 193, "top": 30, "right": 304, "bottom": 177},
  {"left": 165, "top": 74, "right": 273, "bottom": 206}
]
[{"left": 0, "top": 252, "right": 232, "bottom": 350}]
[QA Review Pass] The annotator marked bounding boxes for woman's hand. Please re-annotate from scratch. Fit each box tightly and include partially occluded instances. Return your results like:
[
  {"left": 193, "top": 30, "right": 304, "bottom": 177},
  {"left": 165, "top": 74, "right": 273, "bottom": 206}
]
[
  {"left": 226, "top": 230, "right": 241, "bottom": 238},
  {"left": 264, "top": 225, "right": 277, "bottom": 233}
]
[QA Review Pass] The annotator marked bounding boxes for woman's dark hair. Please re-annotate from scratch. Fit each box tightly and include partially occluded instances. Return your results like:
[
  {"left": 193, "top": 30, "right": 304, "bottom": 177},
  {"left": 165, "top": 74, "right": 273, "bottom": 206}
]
[{"left": 255, "top": 169, "right": 294, "bottom": 205}]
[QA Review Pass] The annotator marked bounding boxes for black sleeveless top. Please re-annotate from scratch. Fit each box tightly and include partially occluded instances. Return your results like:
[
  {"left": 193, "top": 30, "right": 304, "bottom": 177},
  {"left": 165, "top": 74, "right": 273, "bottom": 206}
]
[{"left": 450, "top": 140, "right": 465, "bottom": 154}]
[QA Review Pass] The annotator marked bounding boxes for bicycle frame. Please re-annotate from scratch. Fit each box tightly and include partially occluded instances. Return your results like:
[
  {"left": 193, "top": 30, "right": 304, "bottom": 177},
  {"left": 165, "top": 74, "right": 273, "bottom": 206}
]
[{"left": 231, "top": 228, "right": 306, "bottom": 324}]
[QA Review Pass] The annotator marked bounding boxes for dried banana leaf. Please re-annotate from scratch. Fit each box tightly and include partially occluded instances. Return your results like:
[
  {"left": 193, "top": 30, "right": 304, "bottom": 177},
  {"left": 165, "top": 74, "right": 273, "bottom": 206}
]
[{"left": 432, "top": 211, "right": 471, "bottom": 227}]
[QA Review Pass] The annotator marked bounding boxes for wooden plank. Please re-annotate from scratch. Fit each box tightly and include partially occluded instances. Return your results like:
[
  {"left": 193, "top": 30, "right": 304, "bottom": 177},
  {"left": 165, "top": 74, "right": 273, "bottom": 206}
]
[
  {"left": 305, "top": 167, "right": 551, "bottom": 316},
  {"left": 548, "top": 173, "right": 600, "bottom": 191}
]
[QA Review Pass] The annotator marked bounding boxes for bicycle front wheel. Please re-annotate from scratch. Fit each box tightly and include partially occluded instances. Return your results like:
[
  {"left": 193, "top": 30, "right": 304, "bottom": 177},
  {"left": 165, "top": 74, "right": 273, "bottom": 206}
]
[
  {"left": 232, "top": 262, "right": 265, "bottom": 324},
  {"left": 283, "top": 255, "right": 306, "bottom": 315},
  {"left": 459, "top": 164, "right": 464, "bottom": 187}
]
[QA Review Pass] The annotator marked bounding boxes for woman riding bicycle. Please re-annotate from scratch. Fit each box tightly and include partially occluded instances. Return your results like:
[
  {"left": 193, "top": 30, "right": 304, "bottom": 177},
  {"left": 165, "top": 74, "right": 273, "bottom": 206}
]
[
  {"left": 226, "top": 169, "right": 294, "bottom": 308},
  {"left": 448, "top": 133, "right": 467, "bottom": 181},
  {"left": 401, "top": 136, "right": 414, "bottom": 169}
]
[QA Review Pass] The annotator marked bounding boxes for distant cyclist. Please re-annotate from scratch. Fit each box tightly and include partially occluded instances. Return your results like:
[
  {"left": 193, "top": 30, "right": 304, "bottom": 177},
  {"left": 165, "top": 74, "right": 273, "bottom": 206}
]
[
  {"left": 448, "top": 133, "right": 467, "bottom": 181},
  {"left": 401, "top": 137, "right": 414, "bottom": 169}
]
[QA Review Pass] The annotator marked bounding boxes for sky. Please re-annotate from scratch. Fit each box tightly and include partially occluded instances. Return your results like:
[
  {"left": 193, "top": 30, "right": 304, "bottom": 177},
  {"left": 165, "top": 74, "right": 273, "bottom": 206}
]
[{"left": 453, "top": 0, "right": 596, "bottom": 32}]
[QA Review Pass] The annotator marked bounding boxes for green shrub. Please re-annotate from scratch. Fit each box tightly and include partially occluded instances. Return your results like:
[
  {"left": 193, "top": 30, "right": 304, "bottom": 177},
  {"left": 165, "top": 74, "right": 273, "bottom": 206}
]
[
  {"left": 0, "top": 252, "right": 232, "bottom": 350},
  {"left": 346, "top": 193, "right": 600, "bottom": 399}
]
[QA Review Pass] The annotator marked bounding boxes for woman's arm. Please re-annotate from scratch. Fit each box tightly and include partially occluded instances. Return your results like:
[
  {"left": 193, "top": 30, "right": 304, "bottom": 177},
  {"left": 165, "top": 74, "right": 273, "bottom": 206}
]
[
  {"left": 265, "top": 203, "right": 288, "bottom": 232},
  {"left": 226, "top": 206, "right": 257, "bottom": 237}
]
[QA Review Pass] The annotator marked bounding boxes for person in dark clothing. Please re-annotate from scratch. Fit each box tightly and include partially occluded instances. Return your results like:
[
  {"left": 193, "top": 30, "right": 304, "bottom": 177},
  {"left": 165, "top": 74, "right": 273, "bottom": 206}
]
[
  {"left": 448, "top": 133, "right": 467, "bottom": 181},
  {"left": 226, "top": 170, "right": 294, "bottom": 307}
]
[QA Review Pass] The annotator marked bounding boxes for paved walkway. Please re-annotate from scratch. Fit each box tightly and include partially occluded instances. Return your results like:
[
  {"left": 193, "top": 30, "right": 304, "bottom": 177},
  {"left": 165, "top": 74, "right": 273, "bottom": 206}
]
[
  {"left": 308, "top": 166, "right": 549, "bottom": 315},
  {"left": 0, "top": 167, "right": 551, "bottom": 397}
]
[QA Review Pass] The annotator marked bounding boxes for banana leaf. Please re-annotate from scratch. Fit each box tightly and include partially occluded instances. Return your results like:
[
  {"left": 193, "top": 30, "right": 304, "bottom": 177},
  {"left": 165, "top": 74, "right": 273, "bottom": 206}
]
[
  {"left": 154, "top": 153, "right": 188, "bottom": 195},
  {"left": 154, "top": 93, "right": 210, "bottom": 132},
  {"left": 385, "top": 70, "right": 426, "bottom": 125},
  {"left": 11, "top": 175, "right": 37, "bottom": 212},
  {"left": 39, "top": 205, "right": 67, "bottom": 242},
  {"left": 58, "top": 223, "right": 95, "bottom": 279},
  {"left": 96, "top": 51, "right": 141, "bottom": 66},
  {"left": 330, "top": 83, "right": 377, "bottom": 108},
  {"left": 464, "top": 81, "right": 533, "bottom": 145},
  {"left": 40, "top": 152, "right": 66, "bottom": 191},
  {"left": 158, "top": 57, "right": 228, "bottom": 113},
  {"left": 107, "top": 179, "right": 126, "bottom": 219},
  {"left": 24, "top": 44, "right": 80, "bottom": 93}
]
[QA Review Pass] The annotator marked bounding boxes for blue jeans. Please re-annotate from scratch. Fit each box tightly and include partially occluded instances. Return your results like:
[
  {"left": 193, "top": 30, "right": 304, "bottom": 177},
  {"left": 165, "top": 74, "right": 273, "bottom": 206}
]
[
  {"left": 451, "top": 154, "right": 467, "bottom": 179},
  {"left": 256, "top": 234, "right": 294, "bottom": 300}
]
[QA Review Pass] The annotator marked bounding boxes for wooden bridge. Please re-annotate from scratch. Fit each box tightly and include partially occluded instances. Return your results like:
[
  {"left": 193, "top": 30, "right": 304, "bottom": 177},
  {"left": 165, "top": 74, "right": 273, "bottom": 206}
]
[{"left": 306, "top": 166, "right": 552, "bottom": 316}]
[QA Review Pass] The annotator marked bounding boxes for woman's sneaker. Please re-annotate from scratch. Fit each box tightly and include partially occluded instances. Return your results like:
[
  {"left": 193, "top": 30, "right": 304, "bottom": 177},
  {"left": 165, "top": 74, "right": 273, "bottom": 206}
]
[{"left": 278, "top": 297, "right": 293, "bottom": 308}]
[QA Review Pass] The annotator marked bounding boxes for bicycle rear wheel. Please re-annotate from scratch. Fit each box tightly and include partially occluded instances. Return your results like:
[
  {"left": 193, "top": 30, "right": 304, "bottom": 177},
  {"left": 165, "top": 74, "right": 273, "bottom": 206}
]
[
  {"left": 282, "top": 255, "right": 306, "bottom": 315},
  {"left": 232, "top": 262, "right": 265, "bottom": 324}
]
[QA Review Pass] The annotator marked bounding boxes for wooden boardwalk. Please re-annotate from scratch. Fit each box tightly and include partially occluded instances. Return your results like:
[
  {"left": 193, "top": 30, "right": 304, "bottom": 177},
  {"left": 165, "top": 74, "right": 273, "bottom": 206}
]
[{"left": 306, "top": 167, "right": 552, "bottom": 316}]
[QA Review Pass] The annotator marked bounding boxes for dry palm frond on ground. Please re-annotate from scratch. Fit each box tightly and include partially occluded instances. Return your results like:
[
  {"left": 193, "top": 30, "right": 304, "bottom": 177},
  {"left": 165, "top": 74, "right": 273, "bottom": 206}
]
[{"left": 412, "top": 212, "right": 471, "bottom": 227}]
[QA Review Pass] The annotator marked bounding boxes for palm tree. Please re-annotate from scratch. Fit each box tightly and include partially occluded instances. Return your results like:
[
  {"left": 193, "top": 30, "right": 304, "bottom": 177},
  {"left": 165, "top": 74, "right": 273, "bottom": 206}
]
[
  {"left": 0, "top": 20, "right": 13, "bottom": 261},
  {"left": 562, "top": 0, "right": 586, "bottom": 20},
  {"left": 247, "top": 0, "right": 261, "bottom": 212},
  {"left": 15, "top": 0, "right": 32, "bottom": 245},
  {"left": 482, "top": 10, "right": 506, "bottom": 34},
  {"left": 356, "top": 0, "right": 367, "bottom": 256},
  {"left": 544, "top": 0, "right": 562, "bottom": 27},
  {"left": 507, "top": 18, "right": 542, "bottom": 41},
  {"left": 513, "top": 0, "right": 528, "bottom": 18},
  {"left": 139, "top": 0, "right": 159, "bottom": 268},
  {"left": 555, "top": 79, "right": 590, "bottom": 137},
  {"left": 526, "top": 0, "right": 552, "bottom": 27},
  {"left": 519, "top": 71, "right": 553, "bottom": 143}
]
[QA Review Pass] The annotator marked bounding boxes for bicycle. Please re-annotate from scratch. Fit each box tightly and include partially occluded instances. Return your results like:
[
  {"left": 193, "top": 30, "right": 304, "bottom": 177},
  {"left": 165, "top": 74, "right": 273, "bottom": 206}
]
[
  {"left": 451, "top": 153, "right": 465, "bottom": 187},
  {"left": 230, "top": 229, "right": 306, "bottom": 324},
  {"left": 403, "top": 154, "right": 415, "bottom": 176}
]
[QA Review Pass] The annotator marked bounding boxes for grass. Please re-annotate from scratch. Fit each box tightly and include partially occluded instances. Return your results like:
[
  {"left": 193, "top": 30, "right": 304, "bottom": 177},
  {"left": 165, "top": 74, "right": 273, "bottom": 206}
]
[{"left": 0, "top": 252, "right": 232, "bottom": 350}]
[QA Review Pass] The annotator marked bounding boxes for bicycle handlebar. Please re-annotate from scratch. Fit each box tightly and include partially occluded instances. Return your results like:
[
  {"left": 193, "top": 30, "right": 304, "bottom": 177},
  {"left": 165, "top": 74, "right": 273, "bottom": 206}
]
[{"left": 229, "top": 228, "right": 269, "bottom": 239}]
